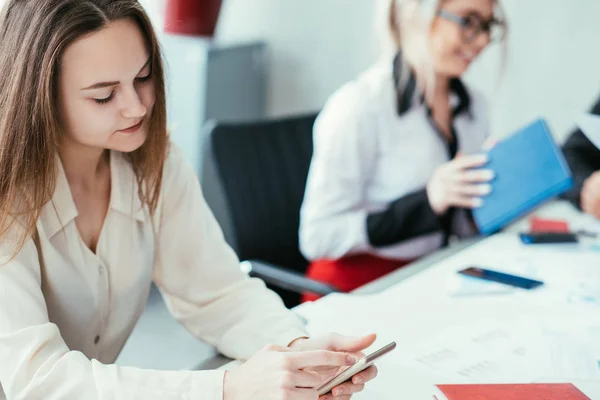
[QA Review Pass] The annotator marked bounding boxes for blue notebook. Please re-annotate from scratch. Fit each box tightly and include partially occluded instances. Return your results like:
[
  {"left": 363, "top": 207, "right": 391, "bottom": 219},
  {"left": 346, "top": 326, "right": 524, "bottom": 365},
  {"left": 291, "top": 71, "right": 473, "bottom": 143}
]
[{"left": 473, "top": 119, "right": 573, "bottom": 235}]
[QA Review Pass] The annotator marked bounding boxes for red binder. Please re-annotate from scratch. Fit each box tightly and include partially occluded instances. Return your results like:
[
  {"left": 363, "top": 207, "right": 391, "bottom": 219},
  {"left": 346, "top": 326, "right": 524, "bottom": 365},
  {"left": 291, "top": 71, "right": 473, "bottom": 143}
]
[
  {"left": 435, "top": 384, "right": 590, "bottom": 400},
  {"left": 529, "top": 217, "right": 570, "bottom": 233}
]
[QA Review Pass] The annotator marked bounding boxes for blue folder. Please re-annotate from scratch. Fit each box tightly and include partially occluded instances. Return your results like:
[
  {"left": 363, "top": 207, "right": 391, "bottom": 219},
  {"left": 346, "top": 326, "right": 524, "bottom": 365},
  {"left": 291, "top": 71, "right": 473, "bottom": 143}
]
[{"left": 473, "top": 119, "right": 573, "bottom": 235}]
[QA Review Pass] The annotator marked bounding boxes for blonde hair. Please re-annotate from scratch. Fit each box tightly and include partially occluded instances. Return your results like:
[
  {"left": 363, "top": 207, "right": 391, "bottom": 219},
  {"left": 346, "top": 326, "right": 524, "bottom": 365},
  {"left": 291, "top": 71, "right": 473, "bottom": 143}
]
[
  {"left": 0, "top": 0, "right": 169, "bottom": 257},
  {"left": 386, "top": 0, "right": 507, "bottom": 99}
]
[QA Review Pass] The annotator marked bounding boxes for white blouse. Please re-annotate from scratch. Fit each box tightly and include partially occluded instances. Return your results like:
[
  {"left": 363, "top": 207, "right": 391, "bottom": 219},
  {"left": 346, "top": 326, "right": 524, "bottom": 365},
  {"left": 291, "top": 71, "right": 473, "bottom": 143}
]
[
  {"left": 300, "top": 58, "right": 490, "bottom": 261},
  {"left": 0, "top": 145, "right": 306, "bottom": 399}
]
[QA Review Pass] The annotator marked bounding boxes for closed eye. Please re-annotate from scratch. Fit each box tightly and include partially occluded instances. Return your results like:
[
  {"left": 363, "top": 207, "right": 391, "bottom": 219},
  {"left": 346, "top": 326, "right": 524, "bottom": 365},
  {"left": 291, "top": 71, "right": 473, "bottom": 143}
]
[
  {"left": 94, "top": 91, "right": 115, "bottom": 105},
  {"left": 135, "top": 72, "right": 152, "bottom": 83}
]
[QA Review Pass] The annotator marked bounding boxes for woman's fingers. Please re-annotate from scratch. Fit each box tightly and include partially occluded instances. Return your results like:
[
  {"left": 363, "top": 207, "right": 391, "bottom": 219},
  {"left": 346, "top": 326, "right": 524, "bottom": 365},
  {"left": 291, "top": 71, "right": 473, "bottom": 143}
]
[
  {"left": 294, "top": 370, "right": 325, "bottom": 389},
  {"left": 455, "top": 169, "right": 495, "bottom": 184},
  {"left": 453, "top": 183, "right": 492, "bottom": 197},
  {"left": 352, "top": 365, "right": 378, "bottom": 384},
  {"left": 482, "top": 137, "right": 499, "bottom": 151},
  {"left": 289, "top": 351, "right": 357, "bottom": 370},
  {"left": 330, "top": 382, "right": 365, "bottom": 397},
  {"left": 449, "top": 195, "right": 483, "bottom": 209},
  {"left": 452, "top": 154, "right": 489, "bottom": 170}
]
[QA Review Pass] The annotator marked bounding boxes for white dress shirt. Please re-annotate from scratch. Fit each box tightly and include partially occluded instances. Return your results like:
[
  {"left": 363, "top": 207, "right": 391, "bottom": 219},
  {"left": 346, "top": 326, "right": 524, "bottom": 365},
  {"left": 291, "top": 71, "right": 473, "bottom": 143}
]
[
  {"left": 0, "top": 145, "right": 306, "bottom": 400},
  {"left": 300, "top": 57, "right": 490, "bottom": 261}
]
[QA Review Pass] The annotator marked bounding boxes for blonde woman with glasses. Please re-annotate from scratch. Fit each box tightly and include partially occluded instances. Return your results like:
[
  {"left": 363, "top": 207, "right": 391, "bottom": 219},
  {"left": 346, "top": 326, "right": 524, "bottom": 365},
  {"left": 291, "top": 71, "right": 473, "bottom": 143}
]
[{"left": 300, "top": 0, "right": 507, "bottom": 301}]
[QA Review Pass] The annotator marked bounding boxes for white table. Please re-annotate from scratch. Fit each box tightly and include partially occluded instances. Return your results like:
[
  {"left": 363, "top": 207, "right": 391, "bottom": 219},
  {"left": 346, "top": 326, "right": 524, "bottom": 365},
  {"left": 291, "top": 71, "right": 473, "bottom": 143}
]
[{"left": 217, "top": 201, "right": 600, "bottom": 398}]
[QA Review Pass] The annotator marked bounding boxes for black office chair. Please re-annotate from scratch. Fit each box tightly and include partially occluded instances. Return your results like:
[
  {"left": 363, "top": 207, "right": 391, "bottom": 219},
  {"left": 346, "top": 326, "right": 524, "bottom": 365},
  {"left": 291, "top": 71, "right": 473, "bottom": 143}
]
[{"left": 201, "top": 113, "right": 338, "bottom": 308}]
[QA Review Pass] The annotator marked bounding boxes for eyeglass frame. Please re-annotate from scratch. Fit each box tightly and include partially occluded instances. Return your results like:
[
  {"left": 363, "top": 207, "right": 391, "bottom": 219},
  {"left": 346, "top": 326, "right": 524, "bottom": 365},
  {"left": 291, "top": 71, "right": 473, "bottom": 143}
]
[{"left": 436, "top": 9, "right": 507, "bottom": 44}]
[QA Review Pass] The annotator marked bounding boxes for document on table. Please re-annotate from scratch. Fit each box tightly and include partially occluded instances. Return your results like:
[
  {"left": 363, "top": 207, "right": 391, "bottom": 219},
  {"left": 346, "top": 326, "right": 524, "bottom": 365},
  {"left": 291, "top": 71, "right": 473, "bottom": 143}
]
[
  {"left": 389, "top": 321, "right": 539, "bottom": 383},
  {"left": 295, "top": 234, "right": 600, "bottom": 399},
  {"left": 344, "top": 318, "right": 600, "bottom": 400},
  {"left": 390, "top": 319, "right": 600, "bottom": 384},
  {"left": 437, "top": 235, "right": 600, "bottom": 309}
]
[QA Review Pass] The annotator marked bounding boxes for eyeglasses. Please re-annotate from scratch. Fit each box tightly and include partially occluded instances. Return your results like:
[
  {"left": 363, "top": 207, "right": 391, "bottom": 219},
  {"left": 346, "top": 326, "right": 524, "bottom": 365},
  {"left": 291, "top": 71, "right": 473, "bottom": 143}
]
[{"left": 437, "top": 10, "right": 507, "bottom": 44}]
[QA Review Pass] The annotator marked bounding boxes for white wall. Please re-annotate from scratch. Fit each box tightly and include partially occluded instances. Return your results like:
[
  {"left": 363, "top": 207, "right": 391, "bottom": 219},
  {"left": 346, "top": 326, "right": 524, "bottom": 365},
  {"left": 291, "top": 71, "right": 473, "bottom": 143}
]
[
  {"left": 139, "top": 0, "right": 600, "bottom": 142},
  {"left": 213, "top": 0, "right": 600, "bottom": 142},
  {"left": 466, "top": 1, "right": 600, "bottom": 141},
  {"left": 3, "top": 0, "right": 598, "bottom": 141},
  {"left": 216, "top": 0, "right": 381, "bottom": 117}
]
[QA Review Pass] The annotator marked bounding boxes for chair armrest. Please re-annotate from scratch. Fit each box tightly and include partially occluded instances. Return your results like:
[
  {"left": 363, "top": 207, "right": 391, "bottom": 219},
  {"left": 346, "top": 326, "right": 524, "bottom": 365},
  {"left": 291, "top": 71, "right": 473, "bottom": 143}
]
[{"left": 241, "top": 260, "right": 339, "bottom": 296}]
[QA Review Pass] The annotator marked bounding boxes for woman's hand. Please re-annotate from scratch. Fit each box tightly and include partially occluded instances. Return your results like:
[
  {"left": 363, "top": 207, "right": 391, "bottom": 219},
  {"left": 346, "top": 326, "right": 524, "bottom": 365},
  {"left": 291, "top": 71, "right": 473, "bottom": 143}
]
[
  {"left": 223, "top": 344, "right": 357, "bottom": 400},
  {"left": 582, "top": 171, "right": 600, "bottom": 219},
  {"left": 289, "top": 333, "right": 378, "bottom": 399},
  {"left": 427, "top": 154, "right": 495, "bottom": 215}
]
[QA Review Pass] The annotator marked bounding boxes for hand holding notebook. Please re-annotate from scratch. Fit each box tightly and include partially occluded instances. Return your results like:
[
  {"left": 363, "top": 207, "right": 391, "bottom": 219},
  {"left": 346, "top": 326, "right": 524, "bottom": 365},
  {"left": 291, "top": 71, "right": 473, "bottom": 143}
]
[{"left": 472, "top": 119, "right": 573, "bottom": 235}]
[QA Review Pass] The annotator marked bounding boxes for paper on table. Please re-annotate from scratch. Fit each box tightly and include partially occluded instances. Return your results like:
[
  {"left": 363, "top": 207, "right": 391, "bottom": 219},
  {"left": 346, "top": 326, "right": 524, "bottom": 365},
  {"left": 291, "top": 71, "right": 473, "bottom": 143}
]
[
  {"left": 494, "top": 245, "right": 600, "bottom": 309},
  {"left": 391, "top": 319, "right": 600, "bottom": 385},
  {"left": 295, "top": 237, "right": 600, "bottom": 399},
  {"left": 390, "top": 320, "right": 546, "bottom": 384},
  {"left": 537, "top": 340, "right": 600, "bottom": 381},
  {"left": 576, "top": 113, "right": 600, "bottom": 150},
  {"left": 437, "top": 235, "right": 600, "bottom": 310},
  {"left": 292, "top": 234, "right": 600, "bottom": 400},
  {"left": 446, "top": 274, "right": 516, "bottom": 297},
  {"left": 534, "top": 318, "right": 600, "bottom": 381}
]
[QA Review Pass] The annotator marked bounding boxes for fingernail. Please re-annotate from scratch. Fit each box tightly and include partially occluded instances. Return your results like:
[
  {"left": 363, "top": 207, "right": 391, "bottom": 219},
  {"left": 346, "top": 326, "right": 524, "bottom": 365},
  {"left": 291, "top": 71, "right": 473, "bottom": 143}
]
[
  {"left": 477, "top": 154, "right": 489, "bottom": 163},
  {"left": 335, "top": 388, "right": 344, "bottom": 396},
  {"left": 483, "top": 170, "right": 496, "bottom": 180},
  {"left": 472, "top": 198, "right": 484, "bottom": 208},
  {"left": 480, "top": 184, "right": 492, "bottom": 195},
  {"left": 347, "top": 355, "right": 358, "bottom": 364},
  {"left": 354, "top": 376, "right": 363, "bottom": 384}
]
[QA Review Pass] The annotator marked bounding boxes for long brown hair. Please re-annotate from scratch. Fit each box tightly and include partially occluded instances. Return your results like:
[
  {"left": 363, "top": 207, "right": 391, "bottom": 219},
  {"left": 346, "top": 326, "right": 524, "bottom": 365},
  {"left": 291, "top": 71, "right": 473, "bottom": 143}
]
[{"left": 0, "top": 0, "right": 168, "bottom": 256}]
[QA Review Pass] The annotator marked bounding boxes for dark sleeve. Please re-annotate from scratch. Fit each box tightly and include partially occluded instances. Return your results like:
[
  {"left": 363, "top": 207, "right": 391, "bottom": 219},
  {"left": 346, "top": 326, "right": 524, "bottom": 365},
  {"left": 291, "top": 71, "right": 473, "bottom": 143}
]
[
  {"left": 366, "top": 189, "right": 446, "bottom": 247},
  {"left": 562, "top": 96, "right": 600, "bottom": 208}
]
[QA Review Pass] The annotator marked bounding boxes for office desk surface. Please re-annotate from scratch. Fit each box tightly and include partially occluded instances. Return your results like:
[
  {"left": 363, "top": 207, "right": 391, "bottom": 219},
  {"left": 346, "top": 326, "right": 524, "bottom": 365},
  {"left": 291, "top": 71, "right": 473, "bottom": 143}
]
[
  {"left": 195, "top": 201, "right": 596, "bottom": 372},
  {"left": 193, "top": 240, "right": 477, "bottom": 371}
]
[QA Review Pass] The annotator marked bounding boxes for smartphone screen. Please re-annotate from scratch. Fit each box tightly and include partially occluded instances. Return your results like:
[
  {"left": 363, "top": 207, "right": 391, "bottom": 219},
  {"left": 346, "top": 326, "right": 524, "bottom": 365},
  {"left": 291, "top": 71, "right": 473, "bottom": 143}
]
[
  {"left": 519, "top": 232, "right": 578, "bottom": 244},
  {"left": 459, "top": 267, "right": 544, "bottom": 290},
  {"left": 317, "top": 342, "right": 396, "bottom": 395}
]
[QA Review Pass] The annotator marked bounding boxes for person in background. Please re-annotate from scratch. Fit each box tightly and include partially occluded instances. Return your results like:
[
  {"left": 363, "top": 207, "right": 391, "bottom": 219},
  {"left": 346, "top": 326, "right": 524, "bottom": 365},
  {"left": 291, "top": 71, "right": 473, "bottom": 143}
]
[
  {"left": 0, "top": 1, "right": 378, "bottom": 399},
  {"left": 562, "top": 96, "right": 600, "bottom": 219},
  {"left": 299, "top": 0, "right": 507, "bottom": 300}
]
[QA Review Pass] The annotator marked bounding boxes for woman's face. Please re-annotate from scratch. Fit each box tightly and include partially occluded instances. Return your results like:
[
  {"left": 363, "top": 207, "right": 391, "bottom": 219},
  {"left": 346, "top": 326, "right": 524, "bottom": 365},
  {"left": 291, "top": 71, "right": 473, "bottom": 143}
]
[
  {"left": 429, "top": 0, "right": 499, "bottom": 78},
  {"left": 58, "top": 18, "right": 155, "bottom": 153}
]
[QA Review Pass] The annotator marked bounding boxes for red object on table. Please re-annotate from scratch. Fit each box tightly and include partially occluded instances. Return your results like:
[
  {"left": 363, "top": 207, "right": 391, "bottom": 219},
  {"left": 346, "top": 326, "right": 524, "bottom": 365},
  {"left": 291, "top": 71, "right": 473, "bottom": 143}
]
[
  {"left": 529, "top": 217, "right": 570, "bottom": 233},
  {"left": 164, "top": 0, "right": 223, "bottom": 37},
  {"left": 436, "top": 384, "right": 590, "bottom": 400}
]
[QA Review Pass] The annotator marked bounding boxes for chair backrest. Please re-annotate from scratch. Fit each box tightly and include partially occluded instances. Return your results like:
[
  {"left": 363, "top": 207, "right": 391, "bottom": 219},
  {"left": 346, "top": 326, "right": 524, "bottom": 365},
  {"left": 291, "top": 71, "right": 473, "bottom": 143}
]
[{"left": 201, "top": 113, "right": 318, "bottom": 305}]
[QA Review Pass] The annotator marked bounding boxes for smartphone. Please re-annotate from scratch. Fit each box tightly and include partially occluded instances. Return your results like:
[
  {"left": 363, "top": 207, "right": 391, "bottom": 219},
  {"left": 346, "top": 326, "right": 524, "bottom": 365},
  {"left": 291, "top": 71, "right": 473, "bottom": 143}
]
[
  {"left": 519, "top": 232, "right": 578, "bottom": 244},
  {"left": 458, "top": 267, "right": 544, "bottom": 290},
  {"left": 316, "top": 341, "right": 396, "bottom": 396}
]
